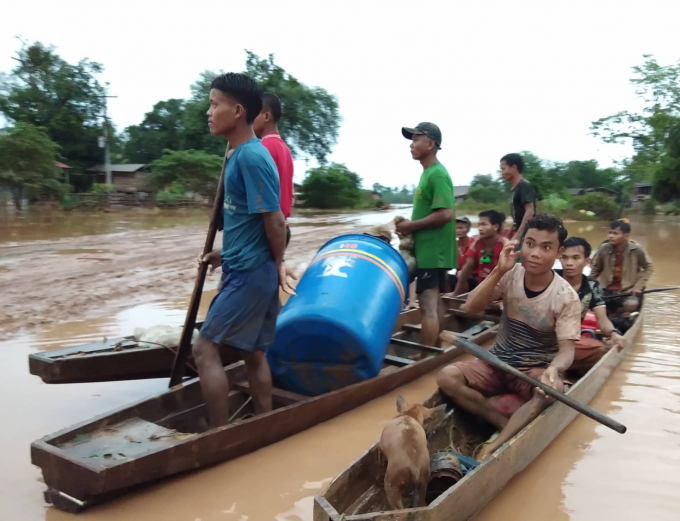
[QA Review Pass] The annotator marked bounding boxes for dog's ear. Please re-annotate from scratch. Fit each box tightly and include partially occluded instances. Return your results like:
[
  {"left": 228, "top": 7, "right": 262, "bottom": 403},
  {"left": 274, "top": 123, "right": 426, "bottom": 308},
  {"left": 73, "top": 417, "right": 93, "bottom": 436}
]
[
  {"left": 424, "top": 403, "right": 447, "bottom": 421},
  {"left": 396, "top": 395, "right": 407, "bottom": 413}
]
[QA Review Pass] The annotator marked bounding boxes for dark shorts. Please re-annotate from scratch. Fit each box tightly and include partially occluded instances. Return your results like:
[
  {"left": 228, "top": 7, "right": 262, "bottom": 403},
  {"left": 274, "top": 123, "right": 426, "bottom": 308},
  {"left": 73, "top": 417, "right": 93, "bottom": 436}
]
[
  {"left": 448, "top": 274, "right": 479, "bottom": 292},
  {"left": 286, "top": 225, "right": 291, "bottom": 247},
  {"left": 415, "top": 268, "right": 451, "bottom": 294},
  {"left": 200, "top": 259, "right": 279, "bottom": 352}
]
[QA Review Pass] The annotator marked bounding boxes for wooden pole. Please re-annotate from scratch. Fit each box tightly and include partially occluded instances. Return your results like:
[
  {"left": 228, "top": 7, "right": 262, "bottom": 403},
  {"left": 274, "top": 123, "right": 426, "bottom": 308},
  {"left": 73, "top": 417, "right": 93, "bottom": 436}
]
[
  {"left": 169, "top": 148, "right": 229, "bottom": 387},
  {"left": 441, "top": 333, "right": 627, "bottom": 434}
]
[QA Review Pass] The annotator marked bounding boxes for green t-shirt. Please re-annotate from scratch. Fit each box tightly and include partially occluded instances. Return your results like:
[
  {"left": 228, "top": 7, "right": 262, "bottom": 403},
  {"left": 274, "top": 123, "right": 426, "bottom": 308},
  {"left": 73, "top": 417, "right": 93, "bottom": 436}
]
[{"left": 411, "top": 163, "right": 456, "bottom": 269}]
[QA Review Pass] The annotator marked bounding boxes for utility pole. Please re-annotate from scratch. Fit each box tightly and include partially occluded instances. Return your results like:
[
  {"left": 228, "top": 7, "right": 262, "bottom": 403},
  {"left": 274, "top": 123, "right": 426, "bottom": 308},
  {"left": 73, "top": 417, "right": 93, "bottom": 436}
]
[{"left": 98, "top": 87, "right": 117, "bottom": 186}]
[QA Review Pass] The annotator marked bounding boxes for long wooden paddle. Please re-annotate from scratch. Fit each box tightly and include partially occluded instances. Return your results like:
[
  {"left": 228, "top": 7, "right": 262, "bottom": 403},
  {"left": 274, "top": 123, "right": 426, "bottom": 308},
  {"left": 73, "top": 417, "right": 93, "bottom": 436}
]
[
  {"left": 602, "top": 285, "right": 679, "bottom": 300},
  {"left": 440, "top": 332, "right": 627, "bottom": 434},
  {"left": 169, "top": 147, "right": 230, "bottom": 387}
]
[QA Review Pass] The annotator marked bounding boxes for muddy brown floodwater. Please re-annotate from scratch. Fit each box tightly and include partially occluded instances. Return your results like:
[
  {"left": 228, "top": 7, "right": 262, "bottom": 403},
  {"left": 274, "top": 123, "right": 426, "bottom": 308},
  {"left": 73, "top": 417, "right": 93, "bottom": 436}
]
[{"left": 1, "top": 208, "right": 679, "bottom": 521}]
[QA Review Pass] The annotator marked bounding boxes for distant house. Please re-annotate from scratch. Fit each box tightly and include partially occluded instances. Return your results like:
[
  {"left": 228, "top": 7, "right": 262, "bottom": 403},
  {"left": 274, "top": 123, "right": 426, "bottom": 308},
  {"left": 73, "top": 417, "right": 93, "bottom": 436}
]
[
  {"left": 567, "top": 187, "right": 618, "bottom": 197},
  {"left": 454, "top": 185, "right": 470, "bottom": 203},
  {"left": 87, "top": 164, "right": 149, "bottom": 191},
  {"left": 634, "top": 183, "right": 652, "bottom": 199},
  {"left": 56, "top": 162, "right": 72, "bottom": 184}
]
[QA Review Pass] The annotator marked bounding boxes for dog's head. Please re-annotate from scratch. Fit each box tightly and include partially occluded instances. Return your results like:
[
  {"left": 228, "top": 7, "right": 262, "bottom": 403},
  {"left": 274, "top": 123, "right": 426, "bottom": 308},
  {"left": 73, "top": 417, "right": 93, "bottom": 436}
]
[{"left": 396, "top": 396, "right": 447, "bottom": 427}]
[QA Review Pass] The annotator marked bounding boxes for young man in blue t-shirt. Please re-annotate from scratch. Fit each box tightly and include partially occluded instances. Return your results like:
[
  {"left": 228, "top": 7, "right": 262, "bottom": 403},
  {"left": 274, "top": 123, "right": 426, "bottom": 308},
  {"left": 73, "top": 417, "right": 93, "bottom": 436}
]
[{"left": 194, "top": 73, "right": 296, "bottom": 427}]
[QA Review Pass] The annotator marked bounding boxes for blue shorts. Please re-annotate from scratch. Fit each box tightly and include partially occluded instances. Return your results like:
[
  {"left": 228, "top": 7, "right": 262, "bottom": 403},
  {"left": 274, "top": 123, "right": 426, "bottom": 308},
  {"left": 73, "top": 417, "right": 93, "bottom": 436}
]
[{"left": 200, "top": 259, "right": 279, "bottom": 352}]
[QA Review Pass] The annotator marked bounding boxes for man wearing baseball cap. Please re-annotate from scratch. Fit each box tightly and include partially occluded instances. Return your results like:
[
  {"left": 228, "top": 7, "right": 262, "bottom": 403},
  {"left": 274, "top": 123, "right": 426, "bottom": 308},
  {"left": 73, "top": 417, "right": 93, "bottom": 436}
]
[{"left": 396, "top": 122, "right": 456, "bottom": 347}]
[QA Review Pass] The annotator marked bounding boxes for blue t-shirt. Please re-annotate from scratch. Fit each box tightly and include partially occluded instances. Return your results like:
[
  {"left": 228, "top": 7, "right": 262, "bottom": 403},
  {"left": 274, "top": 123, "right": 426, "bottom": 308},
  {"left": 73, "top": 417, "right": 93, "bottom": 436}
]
[{"left": 221, "top": 138, "right": 280, "bottom": 271}]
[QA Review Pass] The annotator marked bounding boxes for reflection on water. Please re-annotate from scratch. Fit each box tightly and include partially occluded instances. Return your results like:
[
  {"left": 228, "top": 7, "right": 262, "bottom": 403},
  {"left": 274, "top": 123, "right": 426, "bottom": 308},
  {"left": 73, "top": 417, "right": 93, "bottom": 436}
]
[{"left": 2, "top": 213, "right": 680, "bottom": 520}]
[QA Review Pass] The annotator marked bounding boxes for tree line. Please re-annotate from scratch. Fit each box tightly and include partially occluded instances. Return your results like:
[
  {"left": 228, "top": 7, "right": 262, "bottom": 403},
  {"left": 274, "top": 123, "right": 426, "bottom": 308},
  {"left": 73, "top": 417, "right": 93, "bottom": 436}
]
[
  {"left": 1, "top": 41, "right": 679, "bottom": 211},
  {"left": 0, "top": 40, "right": 342, "bottom": 207}
]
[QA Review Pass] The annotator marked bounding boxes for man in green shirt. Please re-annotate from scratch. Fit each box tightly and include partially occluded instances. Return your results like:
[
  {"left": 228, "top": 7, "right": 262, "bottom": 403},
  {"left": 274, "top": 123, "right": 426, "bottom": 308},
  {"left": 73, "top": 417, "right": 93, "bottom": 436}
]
[{"left": 396, "top": 122, "right": 456, "bottom": 346}]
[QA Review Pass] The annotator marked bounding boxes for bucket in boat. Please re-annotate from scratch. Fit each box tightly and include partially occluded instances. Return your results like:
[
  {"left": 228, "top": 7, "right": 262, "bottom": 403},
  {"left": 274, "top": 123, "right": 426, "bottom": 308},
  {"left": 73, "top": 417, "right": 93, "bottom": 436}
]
[{"left": 267, "top": 234, "right": 408, "bottom": 396}]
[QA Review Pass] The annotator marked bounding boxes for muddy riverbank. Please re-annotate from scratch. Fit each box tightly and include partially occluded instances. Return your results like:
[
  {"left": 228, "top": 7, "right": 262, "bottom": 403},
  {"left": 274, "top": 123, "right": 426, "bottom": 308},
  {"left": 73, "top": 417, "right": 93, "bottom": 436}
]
[{"left": 0, "top": 206, "right": 411, "bottom": 339}]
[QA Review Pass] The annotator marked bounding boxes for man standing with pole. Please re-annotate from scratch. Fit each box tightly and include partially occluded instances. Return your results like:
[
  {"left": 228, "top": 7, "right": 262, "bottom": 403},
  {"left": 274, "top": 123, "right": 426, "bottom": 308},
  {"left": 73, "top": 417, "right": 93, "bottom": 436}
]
[
  {"left": 192, "top": 73, "right": 295, "bottom": 427},
  {"left": 396, "top": 123, "right": 455, "bottom": 347}
]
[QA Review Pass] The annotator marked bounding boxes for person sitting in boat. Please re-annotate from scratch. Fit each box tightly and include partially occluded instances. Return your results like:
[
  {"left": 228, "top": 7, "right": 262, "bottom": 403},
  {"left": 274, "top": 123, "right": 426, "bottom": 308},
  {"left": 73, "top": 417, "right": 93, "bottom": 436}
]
[
  {"left": 556, "top": 237, "right": 626, "bottom": 370},
  {"left": 195, "top": 73, "right": 296, "bottom": 427},
  {"left": 436, "top": 214, "right": 581, "bottom": 461},
  {"left": 590, "top": 220, "right": 653, "bottom": 315},
  {"left": 455, "top": 216, "right": 476, "bottom": 270},
  {"left": 449, "top": 210, "right": 507, "bottom": 296}
]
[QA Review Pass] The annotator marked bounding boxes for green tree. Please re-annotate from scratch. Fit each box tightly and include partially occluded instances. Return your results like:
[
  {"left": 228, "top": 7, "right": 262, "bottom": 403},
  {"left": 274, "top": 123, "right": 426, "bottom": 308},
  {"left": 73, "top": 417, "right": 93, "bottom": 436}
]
[
  {"left": 591, "top": 55, "right": 680, "bottom": 183},
  {"left": 300, "top": 163, "right": 362, "bottom": 209},
  {"left": 0, "top": 123, "right": 67, "bottom": 209},
  {"left": 148, "top": 149, "right": 224, "bottom": 198},
  {"left": 468, "top": 174, "right": 506, "bottom": 203},
  {"left": 653, "top": 121, "right": 680, "bottom": 202},
  {"left": 518, "top": 150, "right": 553, "bottom": 200},
  {"left": 244, "top": 51, "right": 340, "bottom": 163},
  {"left": 546, "top": 160, "right": 620, "bottom": 190},
  {"left": 571, "top": 192, "right": 618, "bottom": 220},
  {"left": 123, "top": 99, "right": 186, "bottom": 163},
  {"left": 0, "top": 41, "right": 106, "bottom": 170},
  {"left": 181, "top": 70, "right": 226, "bottom": 156}
]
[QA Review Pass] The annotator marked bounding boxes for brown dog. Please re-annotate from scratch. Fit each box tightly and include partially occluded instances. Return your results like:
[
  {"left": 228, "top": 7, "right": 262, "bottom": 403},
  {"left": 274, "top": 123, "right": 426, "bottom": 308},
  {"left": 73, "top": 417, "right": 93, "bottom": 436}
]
[{"left": 379, "top": 396, "right": 446, "bottom": 510}]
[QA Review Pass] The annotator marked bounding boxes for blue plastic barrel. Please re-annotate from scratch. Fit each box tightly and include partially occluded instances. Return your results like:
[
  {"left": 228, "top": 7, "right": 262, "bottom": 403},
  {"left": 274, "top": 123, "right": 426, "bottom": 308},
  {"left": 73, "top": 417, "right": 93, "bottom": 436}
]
[{"left": 267, "top": 233, "right": 409, "bottom": 396}]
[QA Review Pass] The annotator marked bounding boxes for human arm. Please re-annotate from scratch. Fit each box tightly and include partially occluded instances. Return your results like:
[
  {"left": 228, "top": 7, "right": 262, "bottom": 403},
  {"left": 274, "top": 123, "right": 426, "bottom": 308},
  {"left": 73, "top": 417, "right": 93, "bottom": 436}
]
[
  {"left": 539, "top": 292, "right": 581, "bottom": 394},
  {"left": 396, "top": 208, "right": 454, "bottom": 236},
  {"left": 538, "top": 339, "right": 574, "bottom": 395},
  {"left": 593, "top": 306, "right": 626, "bottom": 351},
  {"left": 514, "top": 202, "right": 535, "bottom": 240},
  {"left": 631, "top": 247, "right": 654, "bottom": 294},
  {"left": 396, "top": 175, "right": 454, "bottom": 236},
  {"left": 263, "top": 211, "right": 297, "bottom": 295},
  {"left": 243, "top": 150, "right": 296, "bottom": 295},
  {"left": 463, "top": 240, "right": 518, "bottom": 315},
  {"left": 452, "top": 256, "right": 475, "bottom": 296},
  {"left": 590, "top": 248, "right": 603, "bottom": 280},
  {"left": 513, "top": 182, "right": 536, "bottom": 240}
]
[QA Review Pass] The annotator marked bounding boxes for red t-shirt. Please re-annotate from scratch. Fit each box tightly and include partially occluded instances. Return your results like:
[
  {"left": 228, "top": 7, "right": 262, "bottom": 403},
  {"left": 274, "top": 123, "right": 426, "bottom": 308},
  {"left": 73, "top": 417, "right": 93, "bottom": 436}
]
[
  {"left": 457, "top": 237, "right": 476, "bottom": 271},
  {"left": 261, "top": 132, "right": 294, "bottom": 222},
  {"left": 465, "top": 239, "right": 504, "bottom": 283}
]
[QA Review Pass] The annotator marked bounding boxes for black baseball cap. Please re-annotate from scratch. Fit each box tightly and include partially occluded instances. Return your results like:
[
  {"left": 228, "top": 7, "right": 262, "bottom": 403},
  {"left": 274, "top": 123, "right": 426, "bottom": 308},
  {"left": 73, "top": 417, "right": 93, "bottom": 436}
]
[{"left": 402, "top": 122, "right": 442, "bottom": 149}]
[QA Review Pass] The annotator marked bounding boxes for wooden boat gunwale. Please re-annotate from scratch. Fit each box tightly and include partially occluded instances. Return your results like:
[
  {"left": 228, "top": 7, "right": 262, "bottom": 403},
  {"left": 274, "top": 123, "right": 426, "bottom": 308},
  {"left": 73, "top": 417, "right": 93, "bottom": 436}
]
[
  {"left": 27, "top": 297, "right": 499, "bottom": 385},
  {"left": 31, "top": 298, "right": 500, "bottom": 512},
  {"left": 313, "top": 306, "right": 645, "bottom": 521}
]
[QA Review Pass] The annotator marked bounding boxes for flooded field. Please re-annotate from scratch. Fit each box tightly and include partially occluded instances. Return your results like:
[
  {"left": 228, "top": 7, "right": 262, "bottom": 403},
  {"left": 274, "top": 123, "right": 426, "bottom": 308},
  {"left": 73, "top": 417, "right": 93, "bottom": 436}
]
[{"left": 1, "top": 207, "right": 679, "bottom": 520}]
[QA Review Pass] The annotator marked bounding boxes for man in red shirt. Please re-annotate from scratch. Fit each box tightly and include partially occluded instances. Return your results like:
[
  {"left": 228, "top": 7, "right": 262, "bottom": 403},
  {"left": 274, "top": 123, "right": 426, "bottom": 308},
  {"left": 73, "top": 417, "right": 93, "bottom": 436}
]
[
  {"left": 253, "top": 92, "right": 294, "bottom": 246},
  {"left": 450, "top": 210, "right": 507, "bottom": 296},
  {"left": 455, "top": 217, "right": 475, "bottom": 269}
]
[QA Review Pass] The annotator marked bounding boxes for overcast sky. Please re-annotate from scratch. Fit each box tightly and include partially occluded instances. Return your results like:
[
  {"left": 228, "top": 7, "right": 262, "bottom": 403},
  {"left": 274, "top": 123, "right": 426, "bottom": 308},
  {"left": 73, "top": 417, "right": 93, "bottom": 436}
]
[{"left": 3, "top": 0, "right": 680, "bottom": 187}]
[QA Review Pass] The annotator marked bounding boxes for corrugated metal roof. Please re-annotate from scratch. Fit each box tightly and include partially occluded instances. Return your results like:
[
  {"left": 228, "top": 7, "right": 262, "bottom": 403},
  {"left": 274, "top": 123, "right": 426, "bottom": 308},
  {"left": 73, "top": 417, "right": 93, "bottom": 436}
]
[
  {"left": 87, "top": 164, "right": 147, "bottom": 173},
  {"left": 454, "top": 185, "right": 469, "bottom": 197}
]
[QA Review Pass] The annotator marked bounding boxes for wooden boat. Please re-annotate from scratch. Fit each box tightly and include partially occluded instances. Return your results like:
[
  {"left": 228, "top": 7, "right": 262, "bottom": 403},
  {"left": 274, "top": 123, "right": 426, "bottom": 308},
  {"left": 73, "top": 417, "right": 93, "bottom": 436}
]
[
  {"left": 28, "top": 297, "right": 497, "bottom": 385},
  {"left": 31, "top": 298, "right": 500, "bottom": 513},
  {"left": 313, "top": 307, "right": 644, "bottom": 521},
  {"left": 28, "top": 321, "right": 224, "bottom": 384}
]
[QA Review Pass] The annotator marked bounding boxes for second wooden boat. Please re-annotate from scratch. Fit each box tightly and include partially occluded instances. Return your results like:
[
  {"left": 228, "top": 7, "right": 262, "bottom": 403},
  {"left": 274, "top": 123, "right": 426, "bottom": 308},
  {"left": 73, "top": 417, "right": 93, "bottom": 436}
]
[
  {"left": 32, "top": 299, "right": 499, "bottom": 513},
  {"left": 314, "top": 307, "right": 644, "bottom": 521}
]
